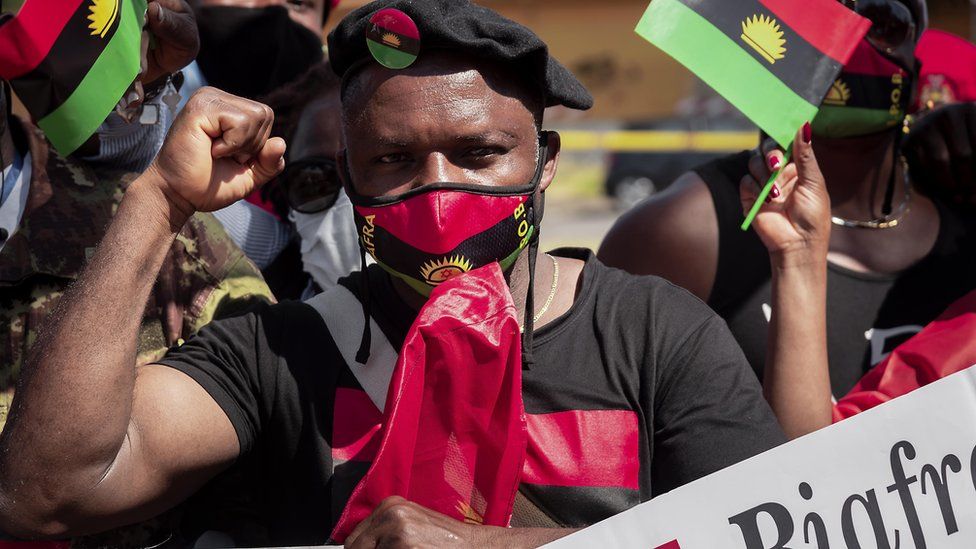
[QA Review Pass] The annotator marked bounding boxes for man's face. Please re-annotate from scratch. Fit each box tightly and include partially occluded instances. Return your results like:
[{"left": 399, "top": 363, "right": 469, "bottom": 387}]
[{"left": 341, "top": 55, "right": 551, "bottom": 199}]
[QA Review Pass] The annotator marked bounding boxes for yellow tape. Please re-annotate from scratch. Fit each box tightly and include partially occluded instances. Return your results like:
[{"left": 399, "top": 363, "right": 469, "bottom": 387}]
[{"left": 558, "top": 130, "right": 758, "bottom": 152}]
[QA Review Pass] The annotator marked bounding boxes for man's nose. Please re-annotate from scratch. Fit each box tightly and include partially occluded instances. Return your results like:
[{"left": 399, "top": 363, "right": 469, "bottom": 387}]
[{"left": 413, "top": 153, "right": 464, "bottom": 187}]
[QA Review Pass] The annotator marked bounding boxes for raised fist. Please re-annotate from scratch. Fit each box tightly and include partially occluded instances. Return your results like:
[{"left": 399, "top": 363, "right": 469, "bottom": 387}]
[{"left": 148, "top": 87, "right": 286, "bottom": 217}]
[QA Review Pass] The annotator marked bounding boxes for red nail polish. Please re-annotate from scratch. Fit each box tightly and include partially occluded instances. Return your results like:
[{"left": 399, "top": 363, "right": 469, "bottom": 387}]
[
  {"left": 769, "top": 156, "right": 781, "bottom": 170},
  {"left": 770, "top": 184, "right": 781, "bottom": 198},
  {"left": 802, "top": 122, "right": 812, "bottom": 144}
]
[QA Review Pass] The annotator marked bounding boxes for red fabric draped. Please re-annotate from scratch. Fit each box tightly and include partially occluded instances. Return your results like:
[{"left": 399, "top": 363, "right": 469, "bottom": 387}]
[
  {"left": 834, "top": 289, "right": 976, "bottom": 421},
  {"left": 330, "top": 262, "right": 527, "bottom": 542}
]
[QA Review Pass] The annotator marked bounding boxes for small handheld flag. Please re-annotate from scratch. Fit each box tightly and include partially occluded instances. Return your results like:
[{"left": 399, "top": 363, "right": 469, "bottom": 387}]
[
  {"left": 635, "top": 0, "right": 871, "bottom": 229},
  {"left": 0, "top": 0, "right": 147, "bottom": 155}
]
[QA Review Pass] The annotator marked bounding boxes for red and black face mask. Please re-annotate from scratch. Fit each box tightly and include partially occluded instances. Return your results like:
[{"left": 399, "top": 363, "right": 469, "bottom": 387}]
[{"left": 346, "top": 133, "right": 549, "bottom": 297}]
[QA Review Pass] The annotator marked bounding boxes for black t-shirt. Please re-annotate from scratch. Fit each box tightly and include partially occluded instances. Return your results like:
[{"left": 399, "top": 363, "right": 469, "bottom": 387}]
[
  {"left": 160, "top": 248, "right": 784, "bottom": 546},
  {"left": 697, "top": 152, "right": 976, "bottom": 395}
]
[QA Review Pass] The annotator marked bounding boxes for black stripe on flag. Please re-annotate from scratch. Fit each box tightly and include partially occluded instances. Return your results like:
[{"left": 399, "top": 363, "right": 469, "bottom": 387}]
[
  {"left": 677, "top": 0, "right": 843, "bottom": 106},
  {"left": 10, "top": 0, "right": 121, "bottom": 119}
]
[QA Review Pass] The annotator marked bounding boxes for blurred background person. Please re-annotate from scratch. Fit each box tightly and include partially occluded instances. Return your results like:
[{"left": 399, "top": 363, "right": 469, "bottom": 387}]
[
  {"left": 186, "top": 0, "right": 343, "bottom": 287},
  {"left": 263, "top": 62, "right": 370, "bottom": 296},
  {"left": 0, "top": 0, "right": 274, "bottom": 479},
  {"left": 902, "top": 28, "right": 976, "bottom": 210}
]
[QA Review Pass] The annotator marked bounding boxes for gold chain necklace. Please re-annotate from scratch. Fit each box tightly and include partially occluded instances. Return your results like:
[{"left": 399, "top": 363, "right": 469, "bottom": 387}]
[
  {"left": 830, "top": 157, "right": 913, "bottom": 230},
  {"left": 532, "top": 254, "right": 559, "bottom": 324}
]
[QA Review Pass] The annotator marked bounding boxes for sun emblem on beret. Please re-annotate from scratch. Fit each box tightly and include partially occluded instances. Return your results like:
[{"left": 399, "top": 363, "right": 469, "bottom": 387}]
[
  {"left": 421, "top": 255, "right": 473, "bottom": 285},
  {"left": 741, "top": 14, "right": 786, "bottom": 64},
  {"left": 87, "top": 0, "right": 119, "bottom": 38}
]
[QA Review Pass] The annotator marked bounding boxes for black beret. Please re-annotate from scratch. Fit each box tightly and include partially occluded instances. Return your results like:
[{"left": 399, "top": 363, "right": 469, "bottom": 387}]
[{"left": 327, "top": 0, "right": 593, "bottom": 111}]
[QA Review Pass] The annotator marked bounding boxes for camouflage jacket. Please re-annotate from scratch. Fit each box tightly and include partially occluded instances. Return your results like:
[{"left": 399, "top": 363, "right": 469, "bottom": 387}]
[{"left": 0, "top": 118, "right": 275, "bottom": 431}]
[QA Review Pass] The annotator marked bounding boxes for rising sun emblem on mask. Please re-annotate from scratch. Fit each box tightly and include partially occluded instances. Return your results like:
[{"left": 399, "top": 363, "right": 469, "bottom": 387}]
[
  {"left": 823, "top": 79, "right": 852, "bottom": 106},
  {"left": 421, "top": 255, "right": 473, "bottom": 285},
  {"left": 87, "top": 0, "right": 120, "bottom": 38},
  {"left": 381, "top": 32, "right": 401, "bottom": 48},
  {"left": 740, "top": 14, "right": 786, "bottom": 64}
]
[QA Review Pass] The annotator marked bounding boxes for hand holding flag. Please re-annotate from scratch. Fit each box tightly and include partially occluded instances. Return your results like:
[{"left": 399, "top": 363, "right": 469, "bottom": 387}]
[
  {"left": 738, "top": 124, "right": 830, "bottom": 264},
  {"left": 635, "top": 0, "right": 870, "bottom": 229}
]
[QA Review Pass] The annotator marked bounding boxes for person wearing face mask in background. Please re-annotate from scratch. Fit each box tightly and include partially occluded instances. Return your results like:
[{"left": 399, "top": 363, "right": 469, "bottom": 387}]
[
  {"left": 257, "top": 61, "right": 371, "bottom": 295},
  {"left": 187, "top": 0, "right": 340, "bottom": 293},
  {"left": 600, "top": 0, "right": 976, "bottom": 438}
]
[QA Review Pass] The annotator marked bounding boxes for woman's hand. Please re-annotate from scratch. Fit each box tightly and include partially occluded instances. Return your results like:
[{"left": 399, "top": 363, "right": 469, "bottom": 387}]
[{"left": 740, "top": 123, "right": 831, "bottom": 267}]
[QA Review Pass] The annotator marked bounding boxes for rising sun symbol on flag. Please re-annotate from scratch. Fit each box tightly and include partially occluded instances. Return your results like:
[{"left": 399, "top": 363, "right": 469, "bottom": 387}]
[
  {"left": 740, "top": 14, "right": 786, "bottom": 64},
  {"left": 87, "top": 0, "right": 120, "bottom": 38}
]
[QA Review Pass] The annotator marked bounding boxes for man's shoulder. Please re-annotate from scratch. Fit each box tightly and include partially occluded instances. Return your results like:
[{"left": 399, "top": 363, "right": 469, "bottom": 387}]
[{"left": 585, "top": 250, "right": 718, "bottom": 323}]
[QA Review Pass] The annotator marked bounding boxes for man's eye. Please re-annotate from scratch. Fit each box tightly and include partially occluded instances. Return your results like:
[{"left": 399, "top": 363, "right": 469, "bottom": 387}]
[
  {"left": 286, "top": 0, "right": 310, "bottom": 9},
  {"left": 377, "top": 153, "right": 411, "bottom": 164},
  {"left": 466, "top": 147, "right": 501, "bottom": 158}
]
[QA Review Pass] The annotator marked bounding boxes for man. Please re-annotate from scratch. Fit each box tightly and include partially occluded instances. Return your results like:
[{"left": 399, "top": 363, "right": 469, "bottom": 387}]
[
  {"left": 0, "top": 0, "right": 274, "bottom": 430},
  {"left": 0, "top": 1, "right": 784, "bottom": 546}
]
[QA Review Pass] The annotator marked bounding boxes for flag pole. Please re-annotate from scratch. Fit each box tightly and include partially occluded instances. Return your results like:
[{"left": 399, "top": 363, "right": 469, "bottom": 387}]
[{"left": 740, "top": 149, "right": 792, "bottom": 231}]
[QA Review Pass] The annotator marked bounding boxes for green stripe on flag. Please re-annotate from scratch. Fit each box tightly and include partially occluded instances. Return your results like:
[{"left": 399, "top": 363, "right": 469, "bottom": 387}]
[
  {"left": 636, "top": 0, "right": 817, "bottom": 147},
  {"left": 39, "top": 0, "right": 146, "bottom": 155}
]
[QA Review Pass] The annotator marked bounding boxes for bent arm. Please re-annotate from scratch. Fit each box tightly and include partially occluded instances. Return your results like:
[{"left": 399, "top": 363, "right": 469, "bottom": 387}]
[
  {"left": 598, "top": 173, "right": 719, "bottom": 301},
  {"left": 0, "top": 176, "right": 238, "bottom": 538}
]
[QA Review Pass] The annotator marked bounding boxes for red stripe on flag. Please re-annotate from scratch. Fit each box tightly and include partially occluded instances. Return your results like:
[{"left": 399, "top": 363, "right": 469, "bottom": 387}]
[
  {"left": 332, "top": 388, "right": 383, "bottom": 462},
  {"left": 0, "top": 0, "right": 86, "bottom": 80},
  {"left": 522, "top": 409, "right": 639, "bottom": 489},
  {"left": 757, "top": 0, "right": 871, "bottom": 64},
  {"left": 356, "top": 193, "right": 526, "bottom": 255}
]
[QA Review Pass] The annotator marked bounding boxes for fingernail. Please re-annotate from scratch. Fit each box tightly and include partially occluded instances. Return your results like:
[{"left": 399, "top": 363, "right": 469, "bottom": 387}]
[
  {"left": 770, "top": 184, "right": 781, "bottom": 199},
  {"left": 768, "top": 156, "right": 781, "bottom": 170},
  {"left": 802, "top": 122, "right": 812, "bottom": 144}
]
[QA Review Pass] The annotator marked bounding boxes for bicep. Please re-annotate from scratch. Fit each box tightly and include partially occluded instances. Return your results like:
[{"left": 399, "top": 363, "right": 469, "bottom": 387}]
[
  {"left": 80, "top": 365, "right": 238, "bottom": 531},
  {"left": 598, "top": 173, "right": 719, "bottom": 301}
]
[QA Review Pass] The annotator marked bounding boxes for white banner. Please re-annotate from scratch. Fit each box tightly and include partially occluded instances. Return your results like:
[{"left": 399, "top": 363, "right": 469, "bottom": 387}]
[{"left": 548, "top": 365, "right": 976, "bottom": 549}]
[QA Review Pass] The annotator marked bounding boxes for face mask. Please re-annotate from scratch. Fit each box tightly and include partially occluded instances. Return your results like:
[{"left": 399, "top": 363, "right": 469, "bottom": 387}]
[
  {"left": 812, "top": 38, "right": 913, "bottom": 138},
  {"left": 347, "top": 135, "right": 548, "bottom": 297},
  {"left": 195, "top": 6, "right": 323, "bottom": 99}
]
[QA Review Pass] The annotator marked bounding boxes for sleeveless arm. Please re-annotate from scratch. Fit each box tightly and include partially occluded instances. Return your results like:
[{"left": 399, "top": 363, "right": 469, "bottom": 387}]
[{"left": 598, "top": 173, "right": 719, "bottom": 302}]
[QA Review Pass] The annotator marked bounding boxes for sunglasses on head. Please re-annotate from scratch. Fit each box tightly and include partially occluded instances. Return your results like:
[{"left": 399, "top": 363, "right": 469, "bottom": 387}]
[
  {"left": 840, "top": 0, "right": 915, "bottom": 53},
  {"left": 281, "top": 156, "right": 343, "bottom": 214}
]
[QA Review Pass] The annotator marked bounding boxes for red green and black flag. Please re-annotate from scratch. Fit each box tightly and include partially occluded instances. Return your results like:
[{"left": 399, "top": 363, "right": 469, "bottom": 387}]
[
  {"left": 636, "top": 0, "right": 871, "bottom": 147},
  {"left": 0, "top": 0, "right": 147, "bottom": 155}
]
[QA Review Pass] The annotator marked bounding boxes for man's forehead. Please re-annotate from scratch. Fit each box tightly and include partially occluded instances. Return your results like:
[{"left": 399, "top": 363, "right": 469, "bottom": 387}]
[{"left": 345, "top": 54, "right": 538, "bottom": 123}]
